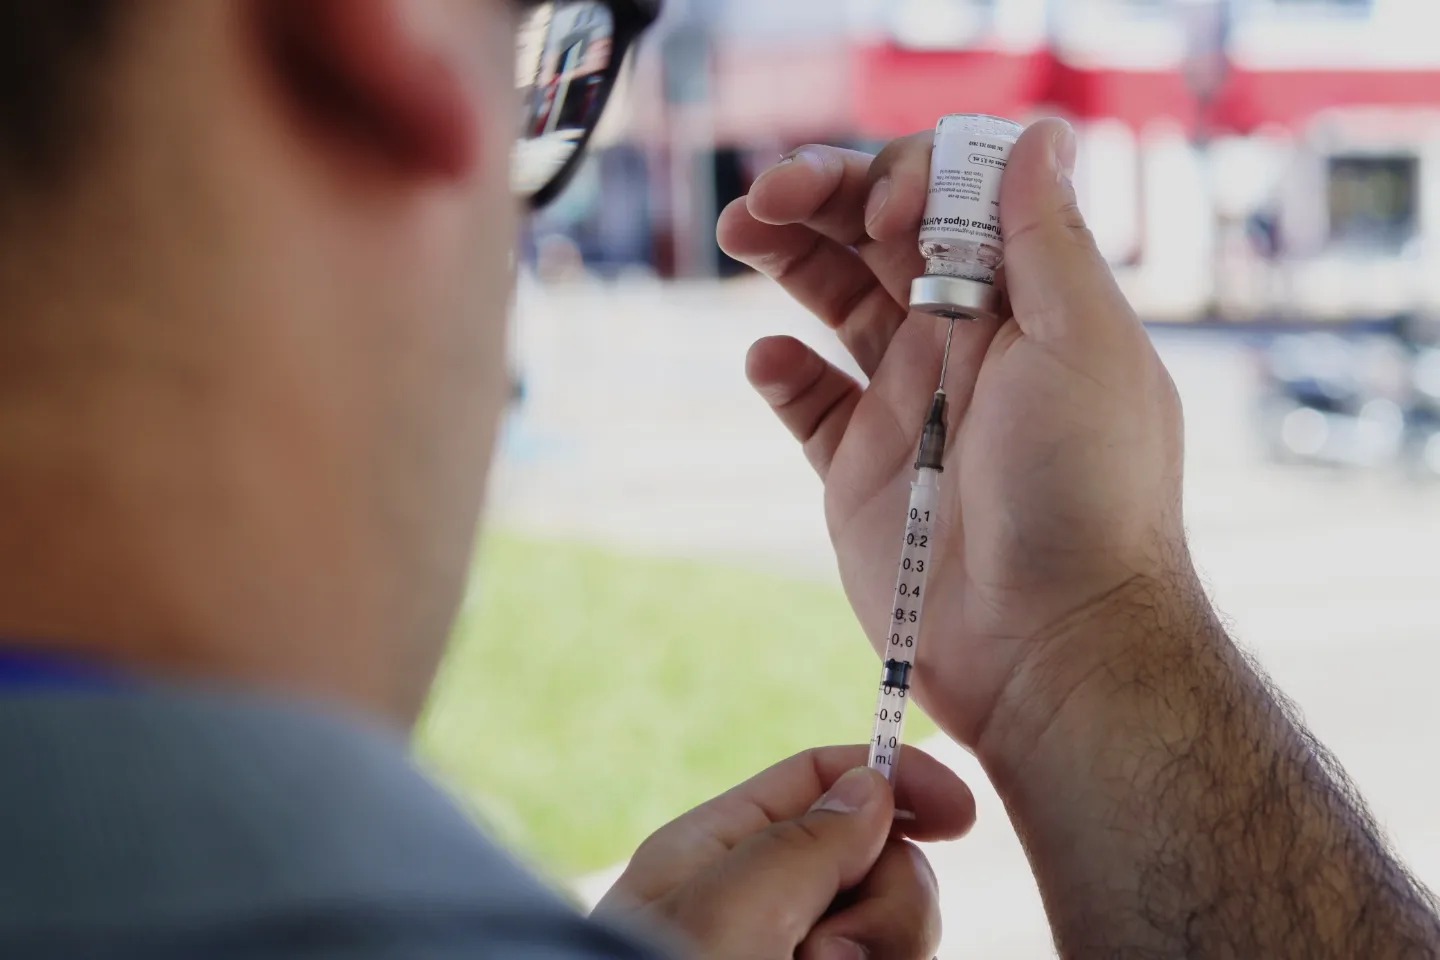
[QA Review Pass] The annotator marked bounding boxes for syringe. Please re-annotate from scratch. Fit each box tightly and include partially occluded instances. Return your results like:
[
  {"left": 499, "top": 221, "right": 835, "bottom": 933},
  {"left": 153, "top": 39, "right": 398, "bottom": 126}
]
[{"left": 867, "top": 319, "right": 957, "bottom": 781}]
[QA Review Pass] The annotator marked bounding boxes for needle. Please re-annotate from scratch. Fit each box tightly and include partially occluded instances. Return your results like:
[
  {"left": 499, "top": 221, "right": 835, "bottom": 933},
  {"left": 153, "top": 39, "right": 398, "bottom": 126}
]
[{"left": 938, "top": 318, "right": 957, "bottom": 391}]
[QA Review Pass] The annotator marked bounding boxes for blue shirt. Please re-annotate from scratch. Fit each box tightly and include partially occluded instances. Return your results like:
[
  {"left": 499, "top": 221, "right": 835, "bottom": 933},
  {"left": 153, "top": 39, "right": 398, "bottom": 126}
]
[
  {"left": 0, "top": 669, "right": 673, "bottom": 959},
  {"left": 0, "top": 648, "right": 119, "bottom": 691}
]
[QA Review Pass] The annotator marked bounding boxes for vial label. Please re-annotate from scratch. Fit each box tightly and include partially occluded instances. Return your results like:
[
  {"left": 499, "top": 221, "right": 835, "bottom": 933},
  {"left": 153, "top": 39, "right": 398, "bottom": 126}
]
[{"left": 918, "top": 131, "right": 1013, "bottom": 272}]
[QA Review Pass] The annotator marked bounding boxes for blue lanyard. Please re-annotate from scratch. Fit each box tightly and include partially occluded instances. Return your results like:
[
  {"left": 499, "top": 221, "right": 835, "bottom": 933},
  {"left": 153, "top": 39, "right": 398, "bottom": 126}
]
[{"left": 0, "top": 648, "right": 120, "bottom": 692}]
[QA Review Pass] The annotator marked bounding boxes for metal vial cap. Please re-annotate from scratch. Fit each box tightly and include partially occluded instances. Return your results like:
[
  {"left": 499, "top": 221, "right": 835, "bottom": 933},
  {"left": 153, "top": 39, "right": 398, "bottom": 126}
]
[{"left": 910, "top": 275, "right": 1004, "bottom": 324}]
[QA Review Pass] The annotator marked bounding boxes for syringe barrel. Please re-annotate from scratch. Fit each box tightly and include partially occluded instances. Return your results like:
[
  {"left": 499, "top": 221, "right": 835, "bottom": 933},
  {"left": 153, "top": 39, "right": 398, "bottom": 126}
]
[{"left": 867, "top": 467, "right": 941, "bottom": 779}]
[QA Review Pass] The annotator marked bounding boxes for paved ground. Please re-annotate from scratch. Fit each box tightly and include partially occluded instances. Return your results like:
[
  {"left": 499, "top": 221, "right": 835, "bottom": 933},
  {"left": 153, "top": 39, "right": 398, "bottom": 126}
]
[{"left": 491, "top": 277, "right": 1440, "bottom": 957}]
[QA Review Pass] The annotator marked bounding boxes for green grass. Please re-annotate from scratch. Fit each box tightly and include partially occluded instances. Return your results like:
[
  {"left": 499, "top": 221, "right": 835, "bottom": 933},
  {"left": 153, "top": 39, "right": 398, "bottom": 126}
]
[{"left": 418, "top": 533, "right": 935, "bottom": 879}]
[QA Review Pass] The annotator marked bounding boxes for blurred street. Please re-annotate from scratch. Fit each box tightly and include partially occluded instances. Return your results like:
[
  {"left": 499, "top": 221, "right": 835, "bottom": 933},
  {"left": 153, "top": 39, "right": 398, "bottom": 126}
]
[{"left": 491, "top": 278, "right": 1440, "bottom": 957}]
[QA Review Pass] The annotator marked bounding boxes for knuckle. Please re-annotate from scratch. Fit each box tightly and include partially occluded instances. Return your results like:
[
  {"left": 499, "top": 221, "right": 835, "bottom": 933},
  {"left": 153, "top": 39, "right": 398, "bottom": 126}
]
[
  {"left": 1001, "top": 214, "right": 1045, "bottom": 250},
  {"left": 791, "top": 744, "right": 848, "bottom": 791},
  {"left": 762, "top": 235, "right": 824, "bottom": 283},
  {"left": 1053, "top": 198, "right": 1099, "bottom": 252},
  {"left": 870, "top": 131, "right": 933, "bottom": 181},
  {"left": 1005, "top": 206, "right": 1102, "bottom": 264},
  {"left": 870, "top": 842, "right": 943, "bottom": 956},
  {"left": 768, "top": 815, "right": 829, "bottom": 851},
  {"left": 1056, "top": 198, "right": 1089, "bottom": 234},
  {"left": 626, "top": 828, "right": 673, "bottom": 874}
]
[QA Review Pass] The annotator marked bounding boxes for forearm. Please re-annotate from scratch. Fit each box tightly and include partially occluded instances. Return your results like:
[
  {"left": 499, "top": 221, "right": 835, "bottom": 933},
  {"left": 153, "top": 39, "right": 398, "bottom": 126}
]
[{"left": 978, "top": 571, "right": 1440, "bottom": 958}]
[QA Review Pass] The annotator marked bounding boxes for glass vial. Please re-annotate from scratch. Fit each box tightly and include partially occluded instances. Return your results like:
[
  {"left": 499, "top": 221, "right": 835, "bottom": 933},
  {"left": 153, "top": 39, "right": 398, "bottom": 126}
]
[{"left": 909, "top": 113, "right": 1023, "bottom": 323}]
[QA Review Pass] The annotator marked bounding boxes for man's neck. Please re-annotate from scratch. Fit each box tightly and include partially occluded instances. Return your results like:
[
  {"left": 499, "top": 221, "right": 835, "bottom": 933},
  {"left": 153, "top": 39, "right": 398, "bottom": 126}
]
[
  {"left": 0, "top": 110, "right": 460, "bottom": 730},
  {"left": 0, "top": 265, "right": 421, "bottom": 725}
]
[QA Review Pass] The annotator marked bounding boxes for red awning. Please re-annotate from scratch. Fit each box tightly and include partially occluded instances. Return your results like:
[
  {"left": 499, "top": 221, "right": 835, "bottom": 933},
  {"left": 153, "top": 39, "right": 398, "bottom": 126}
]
[
  {"left": 1052, "top": 61, "right": 1200, "bottom": 131},
  {"left": 852, "top": 45, "right": 1056, "bottom": 139},
  {"left": 853, "top": 43, "right": 1440, "bottom": 138},
  {"left": 1215, "top": 69, "right": 1440, "bottom": 132}
]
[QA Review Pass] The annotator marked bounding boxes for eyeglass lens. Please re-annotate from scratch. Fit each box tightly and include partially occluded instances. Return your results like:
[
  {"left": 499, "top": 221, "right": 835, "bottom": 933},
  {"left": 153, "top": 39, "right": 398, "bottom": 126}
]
[{"left": 513, "top": 1, "right": 617, "bottom": 198}]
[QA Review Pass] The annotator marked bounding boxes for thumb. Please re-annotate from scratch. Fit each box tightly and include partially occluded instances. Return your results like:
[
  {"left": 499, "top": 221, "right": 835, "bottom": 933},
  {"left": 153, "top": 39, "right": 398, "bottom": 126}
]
[
  {"left": 999, "top": 117, "right": 1138, "bottom": 344},
  {"left": 682, "top": 767, "right": 894, "bottom": 952}
]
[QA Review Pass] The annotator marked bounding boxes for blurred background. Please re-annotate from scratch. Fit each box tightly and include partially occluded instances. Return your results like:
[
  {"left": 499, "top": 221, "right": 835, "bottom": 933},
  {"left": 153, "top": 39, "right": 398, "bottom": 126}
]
[{"left": 421, "top": 1, "right": 1440, "bottom": 955}]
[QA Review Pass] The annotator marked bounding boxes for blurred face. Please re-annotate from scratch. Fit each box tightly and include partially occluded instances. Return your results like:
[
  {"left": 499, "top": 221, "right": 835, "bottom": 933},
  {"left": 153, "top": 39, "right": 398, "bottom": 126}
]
[
  {"left": 350, "top": 0, "right": 642, "bottom": 717},
  {"left": 204, "top": 0, "right": 532, "bottom": 719},
  {"left": 0, "top": 0, "right": 544, "bottom": 726},
  {"left": 451, "top": 0, "right": 521, "bottom": 454}
]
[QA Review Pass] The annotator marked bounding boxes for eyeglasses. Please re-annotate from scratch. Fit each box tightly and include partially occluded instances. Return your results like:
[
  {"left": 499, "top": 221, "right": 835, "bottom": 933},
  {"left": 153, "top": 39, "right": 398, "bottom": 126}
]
[{"left": 514, "top": 0, "right": 660, "bottom": 210}]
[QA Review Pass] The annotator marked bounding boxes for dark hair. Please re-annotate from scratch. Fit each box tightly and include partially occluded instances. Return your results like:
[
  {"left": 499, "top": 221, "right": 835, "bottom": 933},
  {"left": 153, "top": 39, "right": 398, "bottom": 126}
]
[{"left": 0, "top": 0, "right": 123, "bottom": 185}]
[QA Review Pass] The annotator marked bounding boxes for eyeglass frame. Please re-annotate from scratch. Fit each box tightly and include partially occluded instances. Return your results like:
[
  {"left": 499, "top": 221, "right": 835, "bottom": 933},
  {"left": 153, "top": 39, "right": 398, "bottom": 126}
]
[{"left": 520, "top": 0, "right": 662, "bottom": 211}]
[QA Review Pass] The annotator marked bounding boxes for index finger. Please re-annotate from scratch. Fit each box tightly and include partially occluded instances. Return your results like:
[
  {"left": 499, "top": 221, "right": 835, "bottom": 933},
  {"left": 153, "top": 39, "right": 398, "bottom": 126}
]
[
  {"left": 864, "top": 130, "right": 936, "bottom": 243},
  {"left": 746, "top": 145, "right": 877, "bottom": 247},
  {"left": 746, "top": 133, "right": 934, "bottom": 250}
]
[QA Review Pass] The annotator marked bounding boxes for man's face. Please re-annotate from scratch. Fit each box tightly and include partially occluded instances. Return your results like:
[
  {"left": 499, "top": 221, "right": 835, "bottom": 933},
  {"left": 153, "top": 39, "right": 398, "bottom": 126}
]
[{"left": 0, "top": 0, "right": 553, "bottom": 725}]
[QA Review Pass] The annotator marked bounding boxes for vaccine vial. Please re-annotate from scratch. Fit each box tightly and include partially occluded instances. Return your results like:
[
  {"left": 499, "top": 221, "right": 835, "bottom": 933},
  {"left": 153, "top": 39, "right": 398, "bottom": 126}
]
[{"left": 909, "top": 114, "right": 1023, "bottom": 323}]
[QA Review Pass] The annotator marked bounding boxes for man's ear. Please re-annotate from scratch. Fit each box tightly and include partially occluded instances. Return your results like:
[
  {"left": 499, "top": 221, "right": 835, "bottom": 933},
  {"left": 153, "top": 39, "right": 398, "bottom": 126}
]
[{"left": 253, "top": 0, "right": 479, "bottom": 180}]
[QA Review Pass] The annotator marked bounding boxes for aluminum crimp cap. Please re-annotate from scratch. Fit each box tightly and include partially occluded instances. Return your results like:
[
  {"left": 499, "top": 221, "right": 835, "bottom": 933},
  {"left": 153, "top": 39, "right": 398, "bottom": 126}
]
[{"left": 910, "top": 275, "right": 1003, "bottom": 323}]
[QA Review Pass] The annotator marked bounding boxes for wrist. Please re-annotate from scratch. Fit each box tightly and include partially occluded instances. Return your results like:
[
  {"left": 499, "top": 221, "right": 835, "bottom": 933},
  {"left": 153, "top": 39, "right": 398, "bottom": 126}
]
[
  {"left": 973, "top": 562, "right": 1228, "bottom": 788},
  {"left": 967, "top": 564, "right": 1440, "bottom": 956},
  {"left": 968, "top": 565, "right": 1248, "bottom": 949}
]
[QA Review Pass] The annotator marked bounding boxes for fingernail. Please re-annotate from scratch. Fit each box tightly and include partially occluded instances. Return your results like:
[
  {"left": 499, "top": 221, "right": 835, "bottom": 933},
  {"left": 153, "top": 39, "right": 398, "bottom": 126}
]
[
  {"left": 864, "top": 177, "right": 892, "bottom": 233},
  {"left": 1051, "top": 121, "right": 1077, "bottom": 184},
  {"left": 752, "top": 153, "right": 796, "bottom": 190},
  {"left": 812, "top": 767, "right": 881, "bottom": 815},
  {"left": 815, "top": 936, "right": 867, "bottom": 960},
  {"left": 760, "top": 148, "right": 817, "bottom": 182}
]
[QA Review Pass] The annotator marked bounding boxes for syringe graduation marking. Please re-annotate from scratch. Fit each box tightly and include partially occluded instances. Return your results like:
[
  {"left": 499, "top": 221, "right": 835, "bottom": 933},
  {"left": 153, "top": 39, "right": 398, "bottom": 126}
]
[
  {"left": 867, "top": 320, "right": 956, "bottom": 779},
  {"left": 866, "top": 475, "right": 937, "bottom": 773}
]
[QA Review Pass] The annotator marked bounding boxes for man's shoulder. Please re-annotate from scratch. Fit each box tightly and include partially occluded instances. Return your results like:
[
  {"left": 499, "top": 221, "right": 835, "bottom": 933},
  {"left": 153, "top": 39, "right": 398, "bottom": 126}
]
[{"left": 0, "top": 687, "right": 667, "bottom": 959}]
